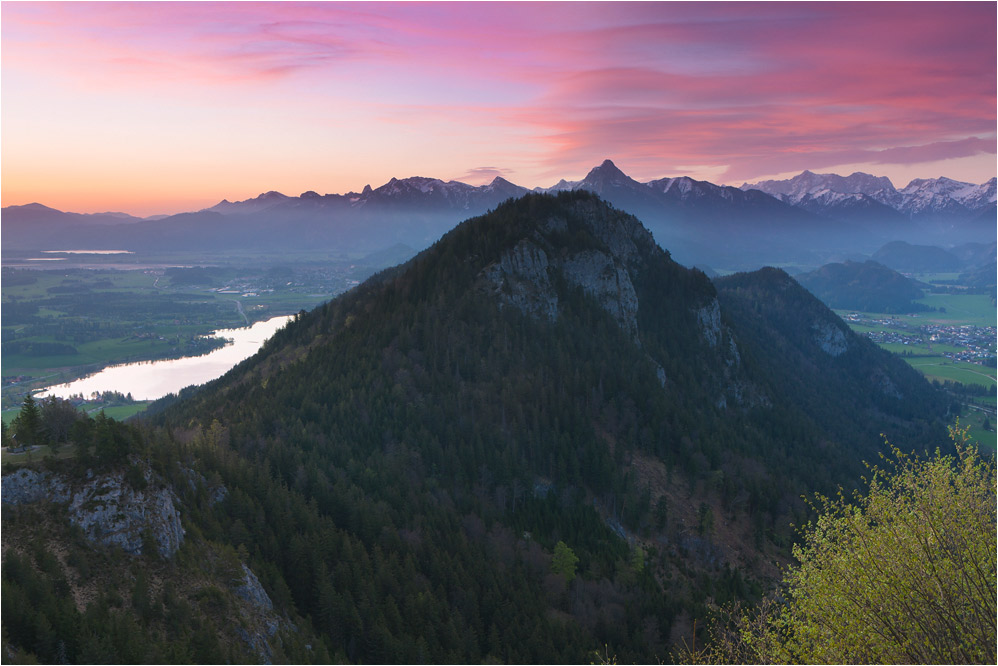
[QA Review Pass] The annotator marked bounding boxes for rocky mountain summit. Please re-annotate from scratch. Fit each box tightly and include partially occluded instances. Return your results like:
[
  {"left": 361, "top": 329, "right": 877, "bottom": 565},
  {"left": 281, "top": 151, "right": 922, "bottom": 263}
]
[{"left": 479, "top": 196, "right": 655, "bottom": 339}]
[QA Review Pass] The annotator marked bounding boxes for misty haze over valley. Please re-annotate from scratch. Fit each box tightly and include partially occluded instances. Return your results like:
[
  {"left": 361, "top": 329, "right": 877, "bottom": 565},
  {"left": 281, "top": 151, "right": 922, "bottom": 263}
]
[{"left": 4, "top": 161, "right": 995, "bottom": 271}]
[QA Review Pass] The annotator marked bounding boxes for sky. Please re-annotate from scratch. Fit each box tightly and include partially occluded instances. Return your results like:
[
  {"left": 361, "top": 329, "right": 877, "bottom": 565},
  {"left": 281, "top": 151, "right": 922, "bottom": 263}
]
[{"left": 2, "top": 1, "right": 996, "bottom": 217}]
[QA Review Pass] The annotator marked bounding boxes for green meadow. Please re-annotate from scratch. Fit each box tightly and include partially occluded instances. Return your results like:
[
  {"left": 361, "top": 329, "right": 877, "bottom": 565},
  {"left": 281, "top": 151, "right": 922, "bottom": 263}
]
[
  {"left": 905, "top": 357, "right": 996, "bottom": 389},
  {"left": 959, "top": 411, "right": 997, "bottom": 451},
  {"left": 913, "top": 293, "right": 997, "bottom": 327},
  {"left": 876, "top": 342, "right": 967, "bottom": 356},
  {"left": 837, "top": 294, "right": 996, "bottom": 420},
  {"left": 2, "top": 401, "right": 151, "bottom": 427},
  {"left": 836, "top": 293, "right": 995, "bottom": 328}
]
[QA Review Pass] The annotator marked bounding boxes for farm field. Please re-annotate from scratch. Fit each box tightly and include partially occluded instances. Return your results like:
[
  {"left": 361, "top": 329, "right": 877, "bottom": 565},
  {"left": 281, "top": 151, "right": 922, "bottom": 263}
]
[
  {"left": 836, "top": 292, "right": 996, "bottom": 443},
  {"left": 835, "top": 293, "right": 996, "bottom": 328},
  {"left": 875, "top": 341, "right": 966, "bottom": 356},
  {"left": 1, "top": 252, "right": 381, "bottom": 408},
  {"left": 959, "top": 411, "right": 997, "bottom": 451},
  {"left": 905, "top": 357, "right": 996, "bottom": 389},
  {"left": 912, "top": 293, "right": 997, "bottom": 327},
  {"left": 88, "top": 402, "right": 152, "bottom": 421}
]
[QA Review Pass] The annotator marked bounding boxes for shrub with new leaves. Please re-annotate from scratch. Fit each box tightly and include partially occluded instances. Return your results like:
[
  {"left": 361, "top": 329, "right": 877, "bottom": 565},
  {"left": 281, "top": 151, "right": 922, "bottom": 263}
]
[
  {"left": 552, "top": 540, "right": 580, "bottom": 583},
  {"left": 690, "top": 425, "right": 996, "bottom": 664}
]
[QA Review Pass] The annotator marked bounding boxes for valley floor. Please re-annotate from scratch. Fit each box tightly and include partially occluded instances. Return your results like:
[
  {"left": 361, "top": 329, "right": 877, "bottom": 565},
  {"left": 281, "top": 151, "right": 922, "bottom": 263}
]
[{"left": 833, "top": 290, "right": 996, "bottom": 449}]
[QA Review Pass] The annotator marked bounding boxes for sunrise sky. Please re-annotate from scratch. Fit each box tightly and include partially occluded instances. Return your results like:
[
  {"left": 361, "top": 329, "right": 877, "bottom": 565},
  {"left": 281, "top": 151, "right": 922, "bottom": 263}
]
[{"left": 2, "top": 1, "right": 996, "bottom": 217}]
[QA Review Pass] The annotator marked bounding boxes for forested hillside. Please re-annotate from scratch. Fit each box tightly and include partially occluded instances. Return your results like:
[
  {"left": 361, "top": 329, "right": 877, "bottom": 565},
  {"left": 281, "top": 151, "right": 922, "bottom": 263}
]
[
  {"left": 794, "top": 260, "right": 929, "bottom": 312},
  {"left": 3, "top": 192, "right": 950, "bottom": 663}
]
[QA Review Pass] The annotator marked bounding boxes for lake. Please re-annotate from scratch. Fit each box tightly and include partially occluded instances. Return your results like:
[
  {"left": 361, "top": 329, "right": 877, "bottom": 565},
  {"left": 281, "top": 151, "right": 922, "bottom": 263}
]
[
  {"left": 41, "top": 250, "right": 134, "bottom": 255},
  {"left": 37, "top": 315, "right": 292, "bottom": 401}
]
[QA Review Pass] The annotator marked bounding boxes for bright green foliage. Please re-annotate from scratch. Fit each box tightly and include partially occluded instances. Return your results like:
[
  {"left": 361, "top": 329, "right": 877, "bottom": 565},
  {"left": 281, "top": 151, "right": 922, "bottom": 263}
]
[
  {"left": 552, "top": 541, "right": 579, "bottom": 582},
  {"left": 693, "top": 427, "right": 996, "bottom": 664},
  {"left": 629, "top": 546, "right": 645, "bottom": 574}
]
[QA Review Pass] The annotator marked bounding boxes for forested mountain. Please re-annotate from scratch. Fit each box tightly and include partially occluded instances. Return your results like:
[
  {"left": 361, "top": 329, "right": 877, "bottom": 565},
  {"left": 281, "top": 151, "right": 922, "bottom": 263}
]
[
  {"left": 950, "top": 241, "right": 998, "bottom": 271},
  {"left": 154, "top": 193, "right": 943, "bottom": 657},
  {"left": 795, "top": 260, "right": 929, "bottom": 312},
  {"left": 871, "top": 240, "right": 963, "bottom": 273},
  {"left": 3, "top": 192, "right": 949, "bottom": 662}
]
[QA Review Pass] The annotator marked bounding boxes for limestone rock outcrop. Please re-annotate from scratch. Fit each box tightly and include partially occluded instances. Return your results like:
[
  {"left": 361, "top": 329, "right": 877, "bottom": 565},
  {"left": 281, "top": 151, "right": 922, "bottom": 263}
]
[
  {"left": 2, "top": 463, "right": 185, "bottom": 558},
  {"left": 812, "top": 320, "right": 849, "bottom": 357}
]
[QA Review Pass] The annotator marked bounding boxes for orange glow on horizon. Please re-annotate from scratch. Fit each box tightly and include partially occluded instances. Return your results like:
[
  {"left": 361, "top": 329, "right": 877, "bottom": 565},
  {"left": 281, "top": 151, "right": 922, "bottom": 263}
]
[{"left": 2, "top": 1, "right": 994, "bottom": 216}]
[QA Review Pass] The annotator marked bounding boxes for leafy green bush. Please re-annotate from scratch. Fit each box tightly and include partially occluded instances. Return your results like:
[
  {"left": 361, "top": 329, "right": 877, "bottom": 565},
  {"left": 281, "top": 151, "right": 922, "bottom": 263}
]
[{"left": 691, "top": 425, "right": 996, "bottom": 664}]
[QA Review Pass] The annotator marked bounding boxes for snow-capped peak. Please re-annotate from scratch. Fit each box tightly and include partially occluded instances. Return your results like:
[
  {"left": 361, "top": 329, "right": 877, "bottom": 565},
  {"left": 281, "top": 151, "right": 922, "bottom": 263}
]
[
  {"left": 742, "top": 170, "right": 896, "bottom": 203},
  {"left": 889, "top": 176, "right": 996, "bottom": 216},
  {"left": 538, "top": 179, "right": 580, "bottom": 193}
]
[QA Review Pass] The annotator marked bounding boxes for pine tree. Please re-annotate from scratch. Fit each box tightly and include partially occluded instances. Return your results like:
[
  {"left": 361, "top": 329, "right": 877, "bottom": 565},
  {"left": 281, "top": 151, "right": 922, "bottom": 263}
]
[{"left": 12, "top": 394, "right": 43, "bottom": 448}]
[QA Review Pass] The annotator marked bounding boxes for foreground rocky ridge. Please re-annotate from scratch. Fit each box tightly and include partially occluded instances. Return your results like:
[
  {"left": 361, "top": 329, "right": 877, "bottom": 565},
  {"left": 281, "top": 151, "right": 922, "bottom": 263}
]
[
  {"left": 1, "top": 454, "right": 322, "bottom": 663},
  {"left": 3, "top": 464, "right": 184, "bottom": 558}
]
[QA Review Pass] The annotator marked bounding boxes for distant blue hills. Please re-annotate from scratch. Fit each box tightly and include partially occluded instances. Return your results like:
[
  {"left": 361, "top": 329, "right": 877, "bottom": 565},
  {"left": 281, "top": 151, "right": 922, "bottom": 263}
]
[{"left": 3, "top": 161, "right": 994, "bottom": 269}]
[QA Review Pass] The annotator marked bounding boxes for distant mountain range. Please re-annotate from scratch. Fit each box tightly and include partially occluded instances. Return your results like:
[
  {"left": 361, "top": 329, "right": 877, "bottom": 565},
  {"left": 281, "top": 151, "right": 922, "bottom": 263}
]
[
  {"left": 743, "top": 170, "right": 996, "bottom": 228},
  {"left": 3, "top": 161, "right": 994, "bottom": 268}
]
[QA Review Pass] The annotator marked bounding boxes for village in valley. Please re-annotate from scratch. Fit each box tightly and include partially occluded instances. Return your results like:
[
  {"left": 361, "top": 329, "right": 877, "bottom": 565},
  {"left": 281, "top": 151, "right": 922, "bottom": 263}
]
[{"left": 846, "top": 312, "right": 997, "bottom": 366}]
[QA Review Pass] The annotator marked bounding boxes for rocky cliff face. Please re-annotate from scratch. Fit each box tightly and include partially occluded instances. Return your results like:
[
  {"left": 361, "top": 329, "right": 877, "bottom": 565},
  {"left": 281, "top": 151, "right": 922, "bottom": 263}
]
[
  {"left": 478, "top": 201, "right": 666, "bottom": 344},
  {"left": 812, "top": 320, "right": 849, "bottom": 357},
  {"left": 481, "top": 238, "right": 642, "bottom": 340},
  {"left": 1, "top": 460, "right": 308, "bottom": 664},
  {"left": 2, "top": 463, "right": 185, "bottom": 558},
  {"left": 478, "top": 198, "right": 749, "bottom": 408},
  {"left": 696, "top": 299, "right": 722, "bottom": 347},
  {"left": 480, "top": 239, "right": 559, "bottom": 320},
  {"left": 562, "top": 250, "right": 640, "bottom": 338},
  {"left": 234, "top": 562, "right": 284, "bottom": 663},
  {"left": 2, "top": 468, "right": 71, "bottom": 505}
]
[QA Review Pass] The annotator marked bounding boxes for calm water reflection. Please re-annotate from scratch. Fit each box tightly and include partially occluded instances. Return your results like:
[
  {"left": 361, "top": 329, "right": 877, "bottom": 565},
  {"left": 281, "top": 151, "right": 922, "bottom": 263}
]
[{"left": 38, "top": 316, "right": 292, "bottom": 401}]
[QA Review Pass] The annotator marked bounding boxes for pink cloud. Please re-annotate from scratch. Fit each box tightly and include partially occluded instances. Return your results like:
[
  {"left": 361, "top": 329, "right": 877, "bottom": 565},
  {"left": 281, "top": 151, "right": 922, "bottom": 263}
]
[
  {"left": 458, "top": 166, "right": 515, "bottom": 185},
  {"left": 719, "top": 137, "right": 997, "bottom": 183},
  {"left": 504, "top": 2, "right": 995, "bottom": 181},
  {"left": 2, "top": 1, "right": 994, "bottom": 211}
]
